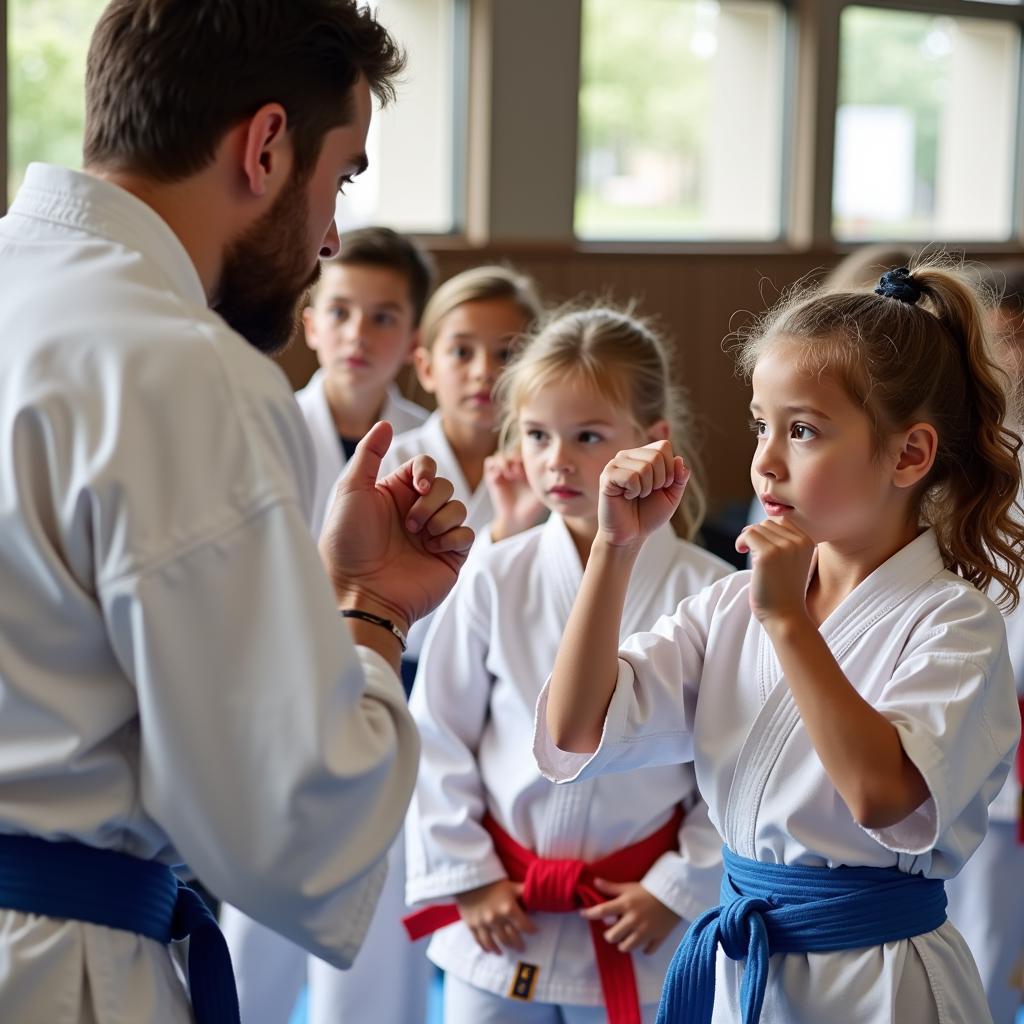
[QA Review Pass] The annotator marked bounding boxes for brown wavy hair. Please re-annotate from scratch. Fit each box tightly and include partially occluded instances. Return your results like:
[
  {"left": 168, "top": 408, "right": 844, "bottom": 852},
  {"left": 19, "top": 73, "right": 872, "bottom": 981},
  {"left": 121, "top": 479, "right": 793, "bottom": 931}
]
[
  {"left": 737, "top": 255, "right": 1024, "bottom": 610},
  {"left": 497, "top": 305, "right": 707, "bottom": 540}
]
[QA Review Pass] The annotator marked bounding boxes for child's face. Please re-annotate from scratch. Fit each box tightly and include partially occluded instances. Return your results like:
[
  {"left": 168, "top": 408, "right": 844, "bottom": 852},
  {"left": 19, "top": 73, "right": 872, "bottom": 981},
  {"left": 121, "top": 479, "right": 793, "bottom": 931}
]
[
  {"left": 302, "top": 263, "right": 418, "bottom": 395},
  {"left": 414, "top": 298, "right": 528, "bottom": 434},
  {"left": 749, "top": 342, "right": 903, "bottom": 546},
  {"left": 518, "top": 377, "right": 667, "bottom": 536}
]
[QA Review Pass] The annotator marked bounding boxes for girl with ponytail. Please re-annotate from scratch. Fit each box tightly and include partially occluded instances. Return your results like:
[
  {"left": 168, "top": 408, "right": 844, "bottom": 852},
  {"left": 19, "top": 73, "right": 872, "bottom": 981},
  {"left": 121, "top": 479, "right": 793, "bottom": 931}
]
[{"left": 537, "top": 258, "right": 1024, "bottom": 1023}]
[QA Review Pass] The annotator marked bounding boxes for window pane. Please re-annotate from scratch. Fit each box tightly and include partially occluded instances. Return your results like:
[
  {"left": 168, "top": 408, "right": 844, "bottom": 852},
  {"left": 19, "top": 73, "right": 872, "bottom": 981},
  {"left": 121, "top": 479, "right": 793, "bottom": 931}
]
[
  {"left": 576, "top": 0, "right": 787, "bottom": 241},
  {"left": 7, "top": 0, "right": 106, "bottom": 204},
  {"left": 335, "top": 0, "right": 462, "bottom": 235},
  {"left": 834, "top": 7, "right": 1020, "bottom": 242}
]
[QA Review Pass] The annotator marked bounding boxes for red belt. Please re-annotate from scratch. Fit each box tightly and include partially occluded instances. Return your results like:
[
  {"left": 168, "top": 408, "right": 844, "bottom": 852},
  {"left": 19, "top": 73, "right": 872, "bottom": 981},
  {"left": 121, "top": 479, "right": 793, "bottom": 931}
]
[
  {"left": 403, "top": 807, "right": 684, "bottom": 1024},
  {"left": 1017, "top": 698, "right": 1024, "bottom": 844}
]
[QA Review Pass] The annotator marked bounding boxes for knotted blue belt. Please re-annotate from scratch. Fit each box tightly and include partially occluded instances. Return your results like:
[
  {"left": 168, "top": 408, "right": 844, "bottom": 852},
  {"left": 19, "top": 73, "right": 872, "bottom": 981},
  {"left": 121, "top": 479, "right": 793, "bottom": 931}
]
[
  {"left": 657, "top": 846, "right": 947, "bottom": 1024},
  {"left": 0, "top": 832, "right": 240, "bottom": 1023}
]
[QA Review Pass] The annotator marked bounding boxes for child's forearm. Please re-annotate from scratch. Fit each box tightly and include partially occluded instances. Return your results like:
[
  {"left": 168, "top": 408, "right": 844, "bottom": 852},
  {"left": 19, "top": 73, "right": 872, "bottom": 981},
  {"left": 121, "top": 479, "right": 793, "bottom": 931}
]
[
  {"left": 546, "top": 539, "right": 639, "bottom": 752},
  {"left": 766, "top": 615, "right": 929, "bottom": 828}
]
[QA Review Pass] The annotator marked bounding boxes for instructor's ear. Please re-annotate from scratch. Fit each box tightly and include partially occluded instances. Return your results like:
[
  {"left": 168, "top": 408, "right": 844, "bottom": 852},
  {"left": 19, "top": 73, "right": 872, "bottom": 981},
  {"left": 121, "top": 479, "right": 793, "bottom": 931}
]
[{"left": 239, "top": 103, "right": 290, "bottom": 199}]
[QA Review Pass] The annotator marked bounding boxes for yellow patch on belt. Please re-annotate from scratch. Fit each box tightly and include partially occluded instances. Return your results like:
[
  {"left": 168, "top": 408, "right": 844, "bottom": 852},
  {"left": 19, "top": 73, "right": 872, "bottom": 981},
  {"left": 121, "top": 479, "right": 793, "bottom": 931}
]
[{"left": 509, "top": 961, "right": 540, "bottom": 1001}]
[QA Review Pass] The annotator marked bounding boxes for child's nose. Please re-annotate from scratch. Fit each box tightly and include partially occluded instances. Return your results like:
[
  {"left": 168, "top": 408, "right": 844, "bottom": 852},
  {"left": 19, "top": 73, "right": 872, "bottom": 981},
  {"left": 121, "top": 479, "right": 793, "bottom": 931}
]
[
  {"left": 752, "top": 438, "right": 783, "bottom": 481},
  {"left": 548, "top": 439, "right": 572, "bottom": 471},
  {"left": 473, "top": 350, "right": 500, "bottom": 380}
]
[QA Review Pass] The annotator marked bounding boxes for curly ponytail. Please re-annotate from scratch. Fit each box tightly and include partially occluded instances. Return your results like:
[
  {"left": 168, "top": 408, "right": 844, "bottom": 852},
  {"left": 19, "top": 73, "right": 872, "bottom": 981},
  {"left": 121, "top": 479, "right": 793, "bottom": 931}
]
[{"left": 737, "top": 254, "right": 1024, "bottom": 609}]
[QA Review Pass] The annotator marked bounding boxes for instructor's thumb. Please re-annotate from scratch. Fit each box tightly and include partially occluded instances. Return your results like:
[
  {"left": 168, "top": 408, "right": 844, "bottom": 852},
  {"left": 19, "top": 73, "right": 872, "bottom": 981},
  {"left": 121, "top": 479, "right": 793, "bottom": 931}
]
[{"left": 342, "top": 421, "right": 394, "bottom": 490}]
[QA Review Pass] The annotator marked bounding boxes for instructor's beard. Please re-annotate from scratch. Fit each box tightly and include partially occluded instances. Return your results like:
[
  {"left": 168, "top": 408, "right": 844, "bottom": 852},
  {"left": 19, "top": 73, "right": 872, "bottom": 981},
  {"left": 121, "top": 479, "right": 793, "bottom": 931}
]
[{"left": 214, "top": 168, "right": 323, "bottom": 356}]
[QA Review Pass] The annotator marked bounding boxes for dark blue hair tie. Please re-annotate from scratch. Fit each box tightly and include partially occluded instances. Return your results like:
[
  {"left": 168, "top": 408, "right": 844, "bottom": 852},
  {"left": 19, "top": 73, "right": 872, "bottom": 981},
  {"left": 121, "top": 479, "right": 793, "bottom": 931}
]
[{"left": 875, "top": 267, "right": 922, "bottom": 305}]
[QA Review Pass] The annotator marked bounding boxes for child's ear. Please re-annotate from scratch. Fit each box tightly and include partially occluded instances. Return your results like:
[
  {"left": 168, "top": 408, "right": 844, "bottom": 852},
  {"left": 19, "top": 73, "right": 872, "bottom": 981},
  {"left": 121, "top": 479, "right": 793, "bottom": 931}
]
[
  {"left": 412, "top": 345, "right": 436, "bottom": 394},
  {"left": 645, "top": 419, "right": 671, "bottom": 443},
  {"left": 404, "top": 328, "right": 422, "bottom": 365},
  {"left": 301, "top": 306, "right": 319, "bottom": 353},
  {"left": 893, "top": 423, "right": 938, "bottom": 489}
]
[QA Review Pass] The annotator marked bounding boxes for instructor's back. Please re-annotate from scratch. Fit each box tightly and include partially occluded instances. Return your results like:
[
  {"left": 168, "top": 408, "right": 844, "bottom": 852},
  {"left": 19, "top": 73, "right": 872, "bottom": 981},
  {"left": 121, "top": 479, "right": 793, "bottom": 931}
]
[{"left": 0, "top": 3, "right": 473, "bottom": 1022}]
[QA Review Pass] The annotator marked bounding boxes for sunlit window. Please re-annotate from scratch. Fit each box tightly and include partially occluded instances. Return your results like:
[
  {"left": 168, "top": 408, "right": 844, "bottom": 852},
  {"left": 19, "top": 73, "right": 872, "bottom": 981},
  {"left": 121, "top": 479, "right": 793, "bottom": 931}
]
[
  {"left": 834, "top": 6, "right": 1020, "bottom": 242},
  {"left": 7, "top": 0, "right": 105, "bottom": 204},
  {"left": 575, "top": 0, "right": 788, "bottom": 241},
  {"left": 335, "top": 0, "right": 465, "bottom": 236}
]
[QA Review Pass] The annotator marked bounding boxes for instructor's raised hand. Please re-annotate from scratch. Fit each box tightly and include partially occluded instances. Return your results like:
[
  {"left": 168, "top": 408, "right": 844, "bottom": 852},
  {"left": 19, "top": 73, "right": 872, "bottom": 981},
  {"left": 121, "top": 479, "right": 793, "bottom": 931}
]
[{"left": 319, "top": 421, "right": 474, "bottom": 632}]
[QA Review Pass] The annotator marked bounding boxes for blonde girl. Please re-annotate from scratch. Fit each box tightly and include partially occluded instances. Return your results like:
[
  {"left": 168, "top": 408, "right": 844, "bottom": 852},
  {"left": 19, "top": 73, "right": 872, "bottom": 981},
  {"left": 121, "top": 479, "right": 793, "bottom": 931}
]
[
  {"left": 404, "top": 307, "right": 732, "bottom": 1024},
  {"left": 539, "top": 260, "right": 1024, "bottom": 1024}
]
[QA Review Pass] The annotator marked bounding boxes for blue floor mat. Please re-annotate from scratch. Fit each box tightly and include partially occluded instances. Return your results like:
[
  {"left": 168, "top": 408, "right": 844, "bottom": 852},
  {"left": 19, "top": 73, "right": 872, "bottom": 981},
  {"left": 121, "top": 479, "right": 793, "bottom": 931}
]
[{"left": 287, "top": 968, "right": 445, "bottom": 1023}]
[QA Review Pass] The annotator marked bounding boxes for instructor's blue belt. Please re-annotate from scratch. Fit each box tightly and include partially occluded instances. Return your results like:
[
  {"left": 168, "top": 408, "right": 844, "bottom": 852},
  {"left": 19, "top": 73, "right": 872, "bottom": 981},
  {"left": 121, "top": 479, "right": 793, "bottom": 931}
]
[
  {"left": 0, "top": 832, "right": 240, "bottom": 1023},
  {"left": 657, "top": 845, "right": 947, "bottom": 1024}
]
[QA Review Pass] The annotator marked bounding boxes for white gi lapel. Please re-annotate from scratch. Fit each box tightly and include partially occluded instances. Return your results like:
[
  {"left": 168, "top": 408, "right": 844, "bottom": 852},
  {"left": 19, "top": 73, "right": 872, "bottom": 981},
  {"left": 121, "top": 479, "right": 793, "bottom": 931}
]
[{"left": 722, "top": 530, "right": 946, "bottom": 856}]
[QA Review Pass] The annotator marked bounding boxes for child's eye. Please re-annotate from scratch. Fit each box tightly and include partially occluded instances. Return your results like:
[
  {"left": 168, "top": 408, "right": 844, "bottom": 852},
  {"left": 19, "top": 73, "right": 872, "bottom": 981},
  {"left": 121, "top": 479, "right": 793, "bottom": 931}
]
[
  {"left": 525, "top": 429, "right": 546, "bottom": 443},
  {"left": 579, "top": 431, "right": 603, "bottom": 444},
  {"left": 331, "top": 307, "right": 350, "bottom": 323},
  {"left": 748, "top": 418, "right": 766, "bottom": 437},
  {"left": 452, "top": 344, "right": 472, "bottom": 360},
  {"left": 374, "top": 313, "right": 397, "bottom": 328},
  {"left": 791, "top": 423, "right": 816, "bottom": 440},
  {"left": 498, "top": 347, "right": 514, "bottom": 365}
]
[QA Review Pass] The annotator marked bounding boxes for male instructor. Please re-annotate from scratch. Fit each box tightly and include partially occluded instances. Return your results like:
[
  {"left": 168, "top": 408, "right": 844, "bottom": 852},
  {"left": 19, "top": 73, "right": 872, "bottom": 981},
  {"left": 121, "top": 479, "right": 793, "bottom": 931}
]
[{"left": 0, "top": 3, "right": 469, "bottom": 1022}]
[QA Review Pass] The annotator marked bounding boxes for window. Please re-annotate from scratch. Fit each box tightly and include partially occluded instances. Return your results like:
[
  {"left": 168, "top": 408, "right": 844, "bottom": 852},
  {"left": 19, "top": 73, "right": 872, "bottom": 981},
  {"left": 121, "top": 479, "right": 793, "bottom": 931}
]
[
  {"left": 833, "top": 6, "right": 1021, "bottom": 242},
  {"left": 6, "top": 0, "right": 466, "bottom": 235},
  {"left": 575, "top": 0, "right": 789, "bottom": 241},
  {"left": 334, "top": 0, "right": 466, "bottom": 236},
  {"left": 7, "top": 0, "right": 106, "bottom": 205}
]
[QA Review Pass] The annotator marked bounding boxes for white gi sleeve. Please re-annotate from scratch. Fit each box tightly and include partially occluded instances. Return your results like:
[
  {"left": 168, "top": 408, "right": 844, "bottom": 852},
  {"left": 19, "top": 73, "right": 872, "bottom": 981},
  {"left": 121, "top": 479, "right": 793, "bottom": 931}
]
[
  {"left": 405, "top": 560, "right": 507, "bottom": 903},
  {"left": 533, "top": 581, "right": 722, "bottom": 785},
  {"left": 640, "top": 796, "right": 724, "bottom": 924},
  {"left": 101, "top": 495, "right": 419, "bottom": 970}
]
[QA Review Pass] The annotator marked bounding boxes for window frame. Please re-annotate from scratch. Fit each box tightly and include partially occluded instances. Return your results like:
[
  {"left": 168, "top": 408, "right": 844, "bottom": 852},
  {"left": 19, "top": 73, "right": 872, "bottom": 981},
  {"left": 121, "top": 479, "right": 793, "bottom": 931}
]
[{"left": 4, "top": 0, "right": 1024, "bottom": 252}]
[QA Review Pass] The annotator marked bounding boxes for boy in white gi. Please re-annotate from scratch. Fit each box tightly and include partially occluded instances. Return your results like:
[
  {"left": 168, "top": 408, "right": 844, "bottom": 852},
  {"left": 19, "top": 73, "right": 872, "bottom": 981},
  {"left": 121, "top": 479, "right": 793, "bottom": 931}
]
[
  {"left": 539, "top": 260, "right": 1024, "bottom": 1023},
  {"left": 405, "top": 307, "right": 730, "bottom": 1024},
  {"left": 0, "top": 3, "right": 474, "bottom": 1023},
  {"left": 297, "top": 227, "right": 434, "bottom": 538},
  {"left": 221, "top": 227, "right": 433, "bottom": 1022}
]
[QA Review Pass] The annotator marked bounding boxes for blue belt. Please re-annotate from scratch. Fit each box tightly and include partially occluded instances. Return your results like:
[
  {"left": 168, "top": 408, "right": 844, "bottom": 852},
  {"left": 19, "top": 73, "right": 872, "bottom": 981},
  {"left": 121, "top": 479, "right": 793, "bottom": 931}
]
[
  {"left": 657, "top": 846, "right": 947, "bottom": 1024},
  {"left": 0, "top": 833, "right": 239, "bottom": 1023}
]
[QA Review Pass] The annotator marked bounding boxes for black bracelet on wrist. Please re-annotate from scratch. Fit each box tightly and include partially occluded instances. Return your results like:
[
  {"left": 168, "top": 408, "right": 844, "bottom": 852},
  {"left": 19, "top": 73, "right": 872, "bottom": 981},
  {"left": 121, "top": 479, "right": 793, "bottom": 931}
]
[{"left": 340, "top": 608, "right": 408, "bottom": 652}]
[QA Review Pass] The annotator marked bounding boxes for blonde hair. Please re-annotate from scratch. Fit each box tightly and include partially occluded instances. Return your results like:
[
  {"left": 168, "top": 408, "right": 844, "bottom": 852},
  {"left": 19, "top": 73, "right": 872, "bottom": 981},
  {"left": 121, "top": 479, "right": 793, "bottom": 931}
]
[
  {"left": 420, "top": 265, "right": 542, "bottom": 349},
  {"left": 497, "top": 305, "right": 707, "bottom": 540},
  {"left": 737, "top": 254, "right": 1024, "bottom": 610}
]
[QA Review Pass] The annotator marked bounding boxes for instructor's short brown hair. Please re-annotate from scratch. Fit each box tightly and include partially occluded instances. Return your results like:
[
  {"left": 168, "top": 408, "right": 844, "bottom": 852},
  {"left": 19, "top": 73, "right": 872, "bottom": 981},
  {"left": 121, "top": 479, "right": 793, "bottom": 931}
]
[{"left": 84, "top": 0, "right": 405, "bottom": 182}]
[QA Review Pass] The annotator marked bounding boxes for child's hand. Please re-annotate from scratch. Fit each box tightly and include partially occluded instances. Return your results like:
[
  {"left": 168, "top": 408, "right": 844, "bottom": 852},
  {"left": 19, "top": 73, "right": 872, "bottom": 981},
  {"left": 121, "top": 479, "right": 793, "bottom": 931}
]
[
  {"left": 598, "top": 441, "right": 689, "bottom": 550},
  {"left": 580, "top": 879, "right": 682, "bottom": 954},
  {"left": 454, "top": 879, "right": 538, "bottom": 955},
  {"left": 735, "top": 517, "right": 815, "bottom": 627},
  {"left": 484, "top": 452, "right": 547, "bottom": 542}
]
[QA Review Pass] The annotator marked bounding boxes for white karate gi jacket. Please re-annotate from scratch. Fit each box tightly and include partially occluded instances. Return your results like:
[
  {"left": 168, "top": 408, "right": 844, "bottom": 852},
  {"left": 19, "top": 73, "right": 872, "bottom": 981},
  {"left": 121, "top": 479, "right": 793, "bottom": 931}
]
[
  {"left": 536, "top": 528, "right": 1019, "bottom": 1024},
  {"left": 222, "top": 372, "right": 430, "bottom": 1024},
  {"left": 407, "top": 516, "right": 731, "bottom": 1006},
  {"left": 0, "top": 164, "right": 419, "bottom": 1024},
  {"left": 295, "top": 368, "right": 427, "bottom": 538}
]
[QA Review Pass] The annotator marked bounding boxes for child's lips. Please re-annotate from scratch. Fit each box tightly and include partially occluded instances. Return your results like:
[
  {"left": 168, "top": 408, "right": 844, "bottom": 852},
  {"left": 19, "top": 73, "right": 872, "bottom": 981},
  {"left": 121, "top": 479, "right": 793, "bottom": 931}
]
[
  {"left": 340, "top": 355, "right": 370, "bottom": 369},
  {"left": 761, "top": 495, "right": 794, "bottom": 515},
  {"left": 549, "top": 486, "right": 582, "bottom": 499}
]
